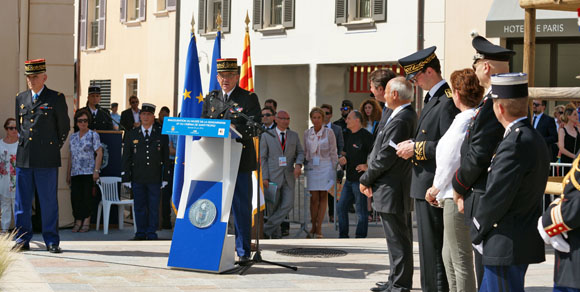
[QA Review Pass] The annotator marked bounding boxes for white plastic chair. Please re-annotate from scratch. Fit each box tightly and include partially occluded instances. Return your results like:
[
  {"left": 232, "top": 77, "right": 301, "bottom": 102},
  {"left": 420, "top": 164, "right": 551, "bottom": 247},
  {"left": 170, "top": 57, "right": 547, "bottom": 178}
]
[{"left": 96, "top": 177, "right": 136, "bottom": 234}]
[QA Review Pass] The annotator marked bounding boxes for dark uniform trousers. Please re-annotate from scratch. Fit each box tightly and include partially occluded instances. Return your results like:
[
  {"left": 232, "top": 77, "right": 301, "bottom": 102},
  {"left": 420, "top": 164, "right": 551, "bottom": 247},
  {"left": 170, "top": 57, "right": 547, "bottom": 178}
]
[
  {"left": 201, "top": 86, "right": 261, "bottom": 258},
  {"left": 122, "top": 126, "right": 169, "bottom": 239},
  {"left": 410, "top": 83, "right": 458, "bottom": 292},
  {"left": 14, "top": 87, "right": 70, "bottom": 247},
  {"left": 472, "top": 120, "right": 548, "bottom": 292}
]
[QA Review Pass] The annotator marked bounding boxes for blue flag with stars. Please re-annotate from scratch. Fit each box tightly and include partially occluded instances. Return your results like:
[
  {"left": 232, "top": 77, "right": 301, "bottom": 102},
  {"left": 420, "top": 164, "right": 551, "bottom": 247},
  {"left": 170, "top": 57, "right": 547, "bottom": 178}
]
[
  {"left": 208, "top": 30, "right": 221, "bottom": 92},
  {"left": 172, "top": 32, "right": 204, "bottom": 213}
]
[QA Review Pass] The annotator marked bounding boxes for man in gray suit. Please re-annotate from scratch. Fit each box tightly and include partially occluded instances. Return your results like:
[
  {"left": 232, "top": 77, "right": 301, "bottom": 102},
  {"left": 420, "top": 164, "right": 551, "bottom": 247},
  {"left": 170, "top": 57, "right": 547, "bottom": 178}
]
[
  {"left": 360, "top": 77, "right": 417, "bottom": 292},
  {"left": 260, "top": 110, "right": 304, "bottom": 239}
]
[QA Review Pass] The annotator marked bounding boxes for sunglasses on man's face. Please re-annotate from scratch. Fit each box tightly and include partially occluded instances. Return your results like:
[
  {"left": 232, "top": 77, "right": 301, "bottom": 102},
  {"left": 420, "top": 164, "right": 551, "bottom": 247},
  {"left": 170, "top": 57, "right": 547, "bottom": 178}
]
[
  {"left": 130, "top": 101, "right": 139, "bottom": 105},
  {"left": 262, "top": 113, "right": 273, "bottom": 117},
  {"left": 324, "top": 112, "right": 332, "bottom": 115},
  {"left": 532, "top": 103, "right": 541, "bottom": 107},
  {"left": 5, "top": 127, "right": 17, "bottom": 130}
]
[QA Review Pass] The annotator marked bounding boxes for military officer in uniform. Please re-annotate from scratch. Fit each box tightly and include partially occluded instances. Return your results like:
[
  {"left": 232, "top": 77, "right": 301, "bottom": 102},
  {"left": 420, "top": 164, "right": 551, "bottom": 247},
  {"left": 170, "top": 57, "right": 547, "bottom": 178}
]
[
  {"left": 121, "top": 103, "right": 169, "bottom": 240},
  {"left": 395, "top": 47, "right": 459, "bottom": 292},
  {"left": 451, "top": 36, "right": 515, "bottom": 287},
  {"left": 539, "top": 156, "right": 580, "bottom": 292},
  {"left": 13, "top": 59, "right": 70, "bottom": 253},
  {"left": 201, "top": 58, "right": 261, "bottom": 264},
  {"left": 472, "top": 73, "right": 548, "bottom": 292},
  {"left": 76, "top": 86, "right": 114, "bottom": 131}
]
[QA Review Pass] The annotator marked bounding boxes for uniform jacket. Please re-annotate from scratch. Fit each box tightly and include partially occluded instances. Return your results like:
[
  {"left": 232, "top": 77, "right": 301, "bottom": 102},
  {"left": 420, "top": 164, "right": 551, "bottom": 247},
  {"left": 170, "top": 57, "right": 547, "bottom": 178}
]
[
  {"left": 15, "top": 86, "right": 70, "bottom": 168},
  {"left": 120, "top": 108, "right": 139, "bottom": 132},
  {"left": 360, "top": 105, "right": 417, "bottom": 214},
  {"left": 410, "top": 82, "right": 459, "bottom": 199},
  {"left": 472, "top": 119, "right": 549, "bottom": 266},
  {"left": 201, "top": 86, "right": 261, "bottom": 172},
  {"left": 542, "top": 181, "right": 580, "bottom": 289},
  {"left": 121, "top": 125, "right": 169, "bottom": 184},
  {"left": 76, "top": 106, "right": 114, "bottom": 131},
  {"left": 452, "top": 94, "right": 504, "bottom": 224},
  {"left": 260, "top": 128, "right": 304, "bottom": 188}
]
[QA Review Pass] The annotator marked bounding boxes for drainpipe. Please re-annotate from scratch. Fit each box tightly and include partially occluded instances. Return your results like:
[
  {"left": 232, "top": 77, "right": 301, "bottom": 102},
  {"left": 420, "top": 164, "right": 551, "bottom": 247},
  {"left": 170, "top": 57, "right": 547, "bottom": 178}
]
[
  {"left": 172, "top": 0, "right": 181, "bottom": 115},
  {"left": 416, "top": 0, "right": 424, "bottom": 113}
]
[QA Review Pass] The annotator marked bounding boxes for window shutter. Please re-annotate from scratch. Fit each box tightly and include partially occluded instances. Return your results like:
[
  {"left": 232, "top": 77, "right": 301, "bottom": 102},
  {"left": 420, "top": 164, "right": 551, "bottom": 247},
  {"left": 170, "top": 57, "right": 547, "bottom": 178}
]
[
  {"left": 252, "top": 0, "right": 262, "bottom": 30},
  {"left": 335, "top": 0, "right": 347, "bottom": 24},
  {"left": 80, "top": 0, "right": 87, "bottom": 50},
  {"left": 372, "top": 0, "right": 386, "bottom": 22},
  {"left": 98, "top": 0, "right": 107, "bottom": 49},
  {"left": 120, "top": 0, "right": 127, "bottom": 22},
  {"left": 282, "top": 0, "right": 294, "bottom": 28},
  {"left": 166, "top": 0, "right": 176, "bottom": 11},
  {"left": 221, "top": 0, "right": 231, "bottom": 33},
  {"left": 198, "top": 0, "right": 206, "bottom": 34},
  {"left": 138, "top": 0, "right": 146, "bottom": 21}
]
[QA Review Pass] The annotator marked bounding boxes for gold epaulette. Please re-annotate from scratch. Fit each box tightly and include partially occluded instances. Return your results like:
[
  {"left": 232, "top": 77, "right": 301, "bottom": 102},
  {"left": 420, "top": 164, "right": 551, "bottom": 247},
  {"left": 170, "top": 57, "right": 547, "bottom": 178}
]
[
  {"left": 415, "top": 141, "right": 426, "bottom": 161},
  {"left": 445, "top": 88, "right": 452, "bottom": 98}
]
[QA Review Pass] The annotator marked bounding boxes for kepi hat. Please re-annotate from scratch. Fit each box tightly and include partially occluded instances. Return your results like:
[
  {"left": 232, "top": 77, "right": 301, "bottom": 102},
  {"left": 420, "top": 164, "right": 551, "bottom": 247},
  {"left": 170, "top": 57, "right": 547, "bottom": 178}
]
[
  {"left": 24, "top": 59, "right": 46, "bottom": 75},
  {"left": 141, "top": 103, "right": 156, "bottom": 114},
  {"left": 472, "top": 36, "right": 515, "bottom": 64},
  {"left": 398, "top": 46, "right": 438, "bottom": 80},
  {"left": 88, "top": 86, "right": 101, "bottom": 95},
  {"left": 490, "top": 73, "right": 528, "bottom": 99},
  {"left": 217, "top": 58, "right": 238, "bottom": 73}
]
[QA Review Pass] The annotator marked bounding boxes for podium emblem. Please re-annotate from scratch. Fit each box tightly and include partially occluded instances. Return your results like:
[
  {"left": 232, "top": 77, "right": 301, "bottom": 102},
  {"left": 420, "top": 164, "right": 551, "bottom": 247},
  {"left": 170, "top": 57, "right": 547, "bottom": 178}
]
[{"left": 189, "top": 199, "right": 217, "bottom": 228}]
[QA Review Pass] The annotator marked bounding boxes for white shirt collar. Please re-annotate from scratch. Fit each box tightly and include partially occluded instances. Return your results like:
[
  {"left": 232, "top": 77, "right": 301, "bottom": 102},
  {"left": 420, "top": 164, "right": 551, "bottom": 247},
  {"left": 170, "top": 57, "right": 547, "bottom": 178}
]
[
  {"left": 276, "top": 127, "right": 286, "bottom": 136},
  {"left": 223, "top": 86, "right": 235, "bottom": 99},
  {"left": 325, "top": 121, "right": 333, "bottom": 128},
  {"left": 504, "top": 116, "right": 528, "bottom": 138},
  {"left": 428, "top": 79, "right": 447, "bottom": 101},
  {"left": 389, "top": 103, "right": 411, "bottom": 121},
  {"left": 141, "top": 125, "right": 153, "bottom": 135},
  {"left": 31, "top": 86, "right": 45, "bottom": 97}
]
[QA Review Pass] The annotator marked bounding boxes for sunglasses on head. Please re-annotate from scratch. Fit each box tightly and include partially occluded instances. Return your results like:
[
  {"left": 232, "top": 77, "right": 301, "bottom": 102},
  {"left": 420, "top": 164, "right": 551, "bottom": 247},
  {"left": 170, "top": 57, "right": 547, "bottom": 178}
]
[{"left": 77, "top": 118, "right": 89, "bottom": 123}]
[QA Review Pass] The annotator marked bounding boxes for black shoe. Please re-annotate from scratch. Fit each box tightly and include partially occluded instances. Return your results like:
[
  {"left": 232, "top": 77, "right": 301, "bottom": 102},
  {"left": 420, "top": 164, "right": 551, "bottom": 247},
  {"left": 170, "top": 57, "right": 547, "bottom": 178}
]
[
  {"left": 12, "top": 242, "right": 30, "bottom": 252},
  {"left": 237, "top": 256, "right": 251, "bottom": 266},
  {"left": 281, "top": 229, "right": 290, "bottom": 237},
  {"left": 132, "top": 234, "right": 146, "bottom": 240},
  {"left": 146, "top": 233, "right": 158, "bottom": 240},
  {"left": 162, "top": 222, "right": 172, "bottom": 229},
  {"left": 375, "top": 282, "right": 388, "bottom": 287},
  {"left": 47, "top": 244, "right": 62, "bottom": 253},
  {"left": 370, "top": 285, "right": 389, "bottom": 292}
]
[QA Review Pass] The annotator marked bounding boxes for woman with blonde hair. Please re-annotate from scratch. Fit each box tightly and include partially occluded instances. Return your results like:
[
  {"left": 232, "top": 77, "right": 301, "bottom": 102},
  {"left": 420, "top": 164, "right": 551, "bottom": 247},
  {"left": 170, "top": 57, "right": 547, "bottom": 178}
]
[
  {"left": 359, "top": 99, "right": 382, "bottom": 134},
  {"left": 304, "top": 107, "right": 338, "bottom": 238},
  {"left": 558, "top": 104, "right": 580, "bottom": 173}
]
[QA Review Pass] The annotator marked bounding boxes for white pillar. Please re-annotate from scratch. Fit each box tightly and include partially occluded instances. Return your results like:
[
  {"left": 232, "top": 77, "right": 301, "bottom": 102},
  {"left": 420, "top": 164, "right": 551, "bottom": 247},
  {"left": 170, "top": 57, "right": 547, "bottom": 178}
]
[{"left": 308, "top": 63, "right": 317, "bottom": 128}]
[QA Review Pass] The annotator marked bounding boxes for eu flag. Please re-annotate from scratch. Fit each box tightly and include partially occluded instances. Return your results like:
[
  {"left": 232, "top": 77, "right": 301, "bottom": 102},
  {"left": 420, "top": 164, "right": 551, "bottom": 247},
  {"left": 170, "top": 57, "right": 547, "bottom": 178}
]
[
  {"left": 172, "top": 33, "right": 204, "bottom": 213},
  {"left": 208, "top": 31, "right": 221, "bottom": 92}
]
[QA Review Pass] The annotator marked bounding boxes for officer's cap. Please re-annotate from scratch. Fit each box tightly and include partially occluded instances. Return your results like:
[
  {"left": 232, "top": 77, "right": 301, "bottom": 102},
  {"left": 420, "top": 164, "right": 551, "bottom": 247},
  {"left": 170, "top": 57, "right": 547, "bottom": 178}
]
[
  {"left": 472, "top": 36, "right": 515, "bottom": 64},
  {"left": 141, "top": 103, "right": 156, "bottom": 114},
  {"left": 490, "top": 73, "right": 528, "bottom": 99},
  {"left": 398, "top": 46, "right": 438, "bottom": 80},
  {"left": 24, "top": 59, "right": 46, "bottom": 75},
  {"left": 217, "top": 58, "right": 238, "bottom": 73},
  {"left": 88, "top": 86, "right": 101, "bottom": 95}
]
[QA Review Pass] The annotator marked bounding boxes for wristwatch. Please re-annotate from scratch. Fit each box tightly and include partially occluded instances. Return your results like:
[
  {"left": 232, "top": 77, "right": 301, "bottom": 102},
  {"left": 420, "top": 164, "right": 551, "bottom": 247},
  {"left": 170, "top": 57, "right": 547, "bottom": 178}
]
[{"left": 94, "top": 169, "right": 100, "bottom": 173}]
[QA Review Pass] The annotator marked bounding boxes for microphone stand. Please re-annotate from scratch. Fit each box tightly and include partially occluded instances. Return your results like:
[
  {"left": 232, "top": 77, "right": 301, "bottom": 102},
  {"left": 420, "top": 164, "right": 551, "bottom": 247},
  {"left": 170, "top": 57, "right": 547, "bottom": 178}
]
[
  {"left": 97, "top": 105, "right": 125, "bottom": 131},
  {"left": 210, "top": 92, "right": 296, "bottom": 274}
]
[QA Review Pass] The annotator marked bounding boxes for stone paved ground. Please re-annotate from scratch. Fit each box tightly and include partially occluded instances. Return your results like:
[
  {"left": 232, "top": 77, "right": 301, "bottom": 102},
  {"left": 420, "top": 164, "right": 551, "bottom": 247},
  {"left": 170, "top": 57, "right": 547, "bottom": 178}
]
[{"left": 0, "top": 221, "right": 555, "bottom": 292}]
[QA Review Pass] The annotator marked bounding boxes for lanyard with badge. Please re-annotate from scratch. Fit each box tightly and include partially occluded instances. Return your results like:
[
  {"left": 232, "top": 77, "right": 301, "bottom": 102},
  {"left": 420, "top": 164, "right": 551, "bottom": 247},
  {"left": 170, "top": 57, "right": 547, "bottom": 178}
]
[{"left": 277, "top": 131, "right": 287, "bottom": 167}]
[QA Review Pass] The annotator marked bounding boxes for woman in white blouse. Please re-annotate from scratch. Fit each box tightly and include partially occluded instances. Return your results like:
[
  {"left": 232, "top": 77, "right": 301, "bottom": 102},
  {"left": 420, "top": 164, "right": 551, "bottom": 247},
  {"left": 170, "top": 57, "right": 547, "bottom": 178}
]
[
  {"left": 304, "top": 107, "right": 338, "bottom": 238},
  {"left": 425, "top": 68, "right": 483, "bottom": 292}
]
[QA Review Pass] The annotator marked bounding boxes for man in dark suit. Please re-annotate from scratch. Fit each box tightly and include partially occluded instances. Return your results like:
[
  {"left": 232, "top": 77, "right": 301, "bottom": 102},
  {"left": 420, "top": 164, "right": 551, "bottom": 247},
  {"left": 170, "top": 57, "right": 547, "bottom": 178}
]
[
  {"left": 120, "top": 95, "right": 140, "bottom": 131},
  {"left": 201, "top": 58, "right": 261, "bottom": 264},
  {"left": 452, "top": 35, "right": 515, "bottom": 287},
  {"left": 396, "top": 47, "right": 459, "bottom": 292},
  {"left": 532, "top": 99, "right": 558, "bottom": 161},
  {"left": 76, "top": 86, "right": 114, "bottom": 131},
  {"left": 13, "top": 59, "right": 70, "bottom": 253},
  {"left": 369, "top": 69, "right": 397, "bottom": 140},
  {"left": 472, "top": 73, "right": 548, "bottom": 291},
  {"left": 121, "top": 103, "right": 169, "bottom": 240},
  {"left": 361, "top": 77, "right": 417, "bottom": 292}
]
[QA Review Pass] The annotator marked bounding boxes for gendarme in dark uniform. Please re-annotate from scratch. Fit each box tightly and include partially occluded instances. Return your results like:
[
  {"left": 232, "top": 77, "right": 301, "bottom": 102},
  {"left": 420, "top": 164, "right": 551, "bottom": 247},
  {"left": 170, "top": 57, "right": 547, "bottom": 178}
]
[
  {"left": 472, "top": 73, "right": 548, "bottom": 292},
  {"left": 397, "top": 47, "right": 459, "bottom": 292},
  {"left": 14, "top": 59, "right": 70, "bottom": 253},
  {"left": 452, "top": 36, "right": 515, "bottom": 286},
  {"left": 201, "top": 58, "right": 261, "bottom": 263},
  {"left": 541, "top": 156, "right": 580, "bottom": 291},
  {"left": 76, "top": 86, "right": 114, "bottom": 131},
  {"left": 121, "top": 103, "right": 169, "bottom": 240}
]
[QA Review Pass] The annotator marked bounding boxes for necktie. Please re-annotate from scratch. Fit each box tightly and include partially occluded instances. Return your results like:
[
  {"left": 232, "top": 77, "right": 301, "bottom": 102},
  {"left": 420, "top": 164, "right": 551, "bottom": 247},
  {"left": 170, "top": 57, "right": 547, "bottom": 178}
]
[
  {"left": 32, "top": 93, "right": 38, "bottom": 103},
  {"left": 280, "top": 132, "right": 285, "bottom": 150},
  {"left": 533, "top": 116, "right": 537, "bottom": 128},
  {"left": 223, "top": 93, "right": 228, "bottom": 102},
  {"left": 145, "top": 129, "right": 150, "bottom": 139},
  {"left": 423, "top": 93, "right": 431, "bottom": 104}
]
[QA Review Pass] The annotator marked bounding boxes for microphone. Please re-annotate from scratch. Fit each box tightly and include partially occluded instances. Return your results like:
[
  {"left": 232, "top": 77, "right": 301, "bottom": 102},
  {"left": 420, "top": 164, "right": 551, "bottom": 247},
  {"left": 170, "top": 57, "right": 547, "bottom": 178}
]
[{"left": 209, "top": 90, "right": 219, "bottom": 103}]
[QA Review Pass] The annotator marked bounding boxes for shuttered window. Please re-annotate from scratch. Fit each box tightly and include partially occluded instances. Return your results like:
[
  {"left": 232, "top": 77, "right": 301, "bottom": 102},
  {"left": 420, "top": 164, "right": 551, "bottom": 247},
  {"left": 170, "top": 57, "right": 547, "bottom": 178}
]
[
  {"left": 121, "top": 0, "right": 146, "bottom": 22},
  {"left": 335, "top": 0, "right": 386, "bottom": 25},
  {"left": 198, "top": 0, "right": 231, "bottom": 34},
  {"left": 80, "top": 0, "right": 106, "bottom": 51},
  {"left": 253, "top": 0, "right": 294, "bottom": 30}
]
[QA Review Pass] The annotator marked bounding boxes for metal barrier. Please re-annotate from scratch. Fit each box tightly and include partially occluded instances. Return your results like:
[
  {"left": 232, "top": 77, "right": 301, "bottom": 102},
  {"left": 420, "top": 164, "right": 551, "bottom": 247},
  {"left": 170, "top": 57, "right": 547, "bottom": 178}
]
[{"left": 262, "top": 174, "right": 309, "bottom": 238}]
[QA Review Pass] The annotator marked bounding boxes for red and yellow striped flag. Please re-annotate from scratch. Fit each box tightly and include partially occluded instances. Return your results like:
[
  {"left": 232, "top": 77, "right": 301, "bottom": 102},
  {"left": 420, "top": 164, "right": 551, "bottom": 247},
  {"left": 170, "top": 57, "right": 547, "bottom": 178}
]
[{"left": 240, "top": 30, "right": 254, "bottom": 92}]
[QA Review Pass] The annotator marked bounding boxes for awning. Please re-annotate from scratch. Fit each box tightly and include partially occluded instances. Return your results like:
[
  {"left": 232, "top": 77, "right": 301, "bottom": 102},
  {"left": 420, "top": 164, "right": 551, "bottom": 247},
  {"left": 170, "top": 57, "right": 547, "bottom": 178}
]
[{"left": 486, "top": 0, "right": 580, "bottom": 37}]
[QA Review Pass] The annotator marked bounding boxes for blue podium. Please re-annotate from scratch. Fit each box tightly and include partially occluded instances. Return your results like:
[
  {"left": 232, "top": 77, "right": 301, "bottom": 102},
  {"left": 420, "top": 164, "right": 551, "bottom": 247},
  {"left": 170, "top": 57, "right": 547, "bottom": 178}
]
[{"left": 163, "top": 118, "right": 242, "bottom": 273}]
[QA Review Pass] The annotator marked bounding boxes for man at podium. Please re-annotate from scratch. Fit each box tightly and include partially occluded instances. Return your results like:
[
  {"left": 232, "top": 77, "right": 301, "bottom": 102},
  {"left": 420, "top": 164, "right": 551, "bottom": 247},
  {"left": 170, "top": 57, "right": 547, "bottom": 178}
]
[{"left": 201, "top": 58, "right": 261, "bottom": 264}]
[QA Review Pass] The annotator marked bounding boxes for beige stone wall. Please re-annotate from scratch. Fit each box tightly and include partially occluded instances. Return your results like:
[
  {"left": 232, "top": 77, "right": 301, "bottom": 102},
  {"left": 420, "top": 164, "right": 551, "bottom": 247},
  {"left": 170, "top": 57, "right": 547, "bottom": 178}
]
[
  {"left": 79, "top": 1, "right": 176, "bottom": 114},
  {"left": 0, "top": 0, "right": 75, "bottom": 226},
  {"left": 444, "top": 0, "right": 496, "bottom": 80}
]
